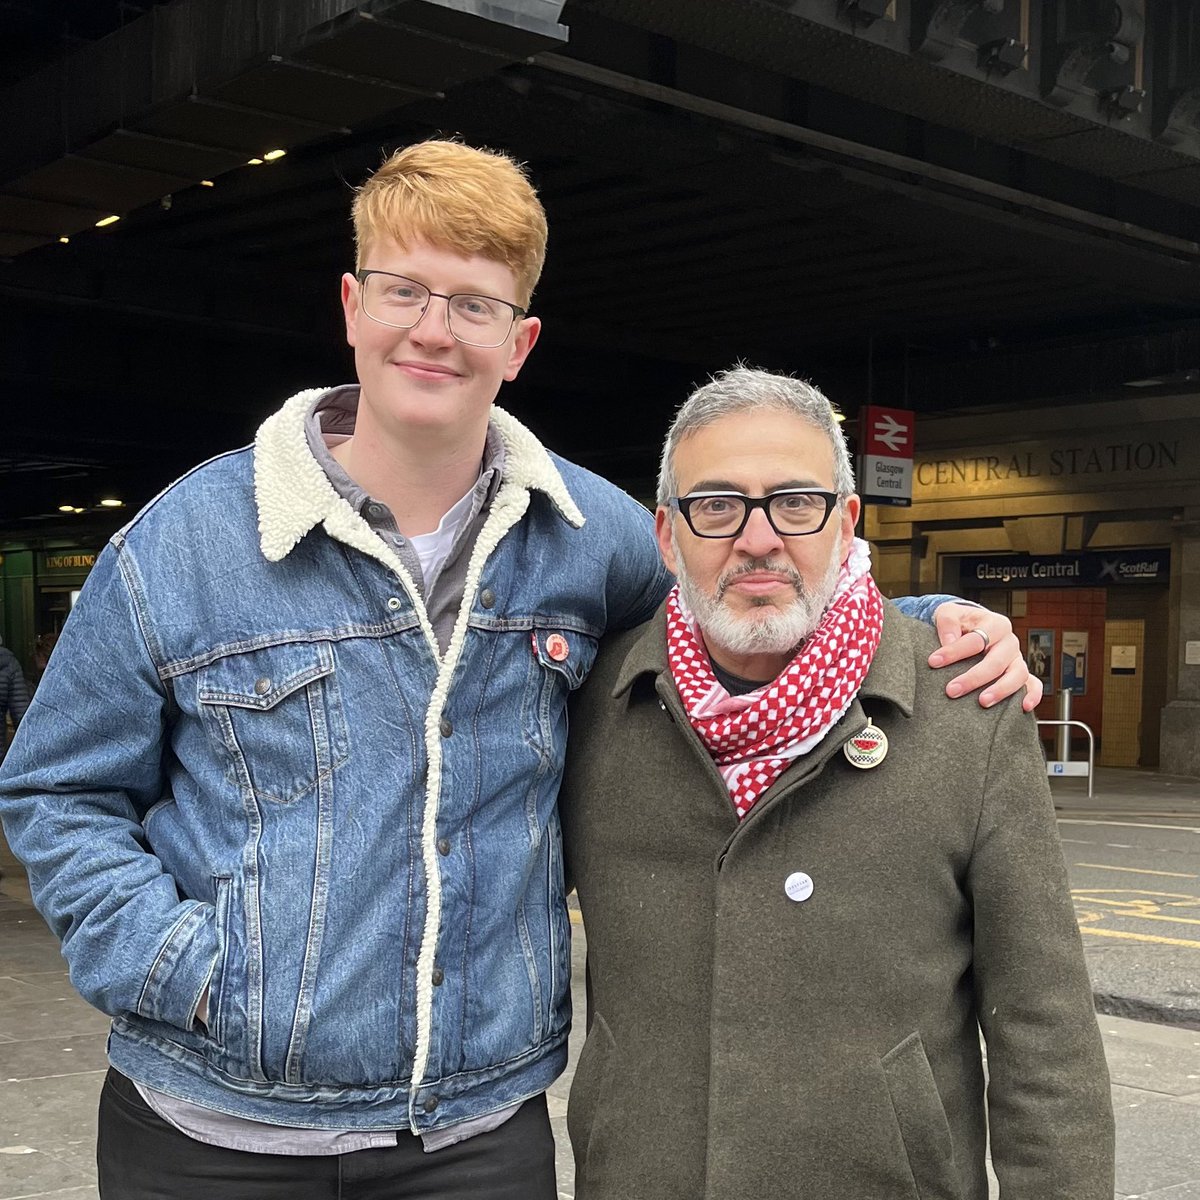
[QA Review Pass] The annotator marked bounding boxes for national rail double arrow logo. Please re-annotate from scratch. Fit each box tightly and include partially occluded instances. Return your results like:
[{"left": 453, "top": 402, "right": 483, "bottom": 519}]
[
  {"left": 872, "top": 414, "right": 910, "bottom": 454},
  {"left": 844, "top": 722, "right": 889, "bottom": 770}
]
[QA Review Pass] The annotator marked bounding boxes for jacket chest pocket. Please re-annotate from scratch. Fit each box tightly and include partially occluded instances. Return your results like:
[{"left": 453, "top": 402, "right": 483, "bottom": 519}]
[
  {"left": 522, "top": 627, "right": 599, "bottom": 764},
  {"left": 199, "top": 642, "right": 350, "bottom": 805}
]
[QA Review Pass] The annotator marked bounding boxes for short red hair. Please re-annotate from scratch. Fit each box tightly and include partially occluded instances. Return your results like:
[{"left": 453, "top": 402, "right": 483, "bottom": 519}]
[{"left": 353, "top": 139, "right": 548, "bottom": 306}]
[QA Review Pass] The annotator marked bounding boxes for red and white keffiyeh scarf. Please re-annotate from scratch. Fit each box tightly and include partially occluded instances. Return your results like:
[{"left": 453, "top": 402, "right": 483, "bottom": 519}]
[{"left": 666, "top": 537, "right": 884, "bottom": 819}]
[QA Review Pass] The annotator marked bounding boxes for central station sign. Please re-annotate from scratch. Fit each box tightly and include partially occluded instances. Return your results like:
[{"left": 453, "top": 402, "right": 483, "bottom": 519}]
[{"left": 908, "top": 420, "right": 1194, "bottom": 503}]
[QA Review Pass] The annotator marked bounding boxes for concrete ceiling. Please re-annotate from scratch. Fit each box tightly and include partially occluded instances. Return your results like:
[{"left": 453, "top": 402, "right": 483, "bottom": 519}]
[{"left": 2, "top": 0, "right": 1199, "bottom": 535}]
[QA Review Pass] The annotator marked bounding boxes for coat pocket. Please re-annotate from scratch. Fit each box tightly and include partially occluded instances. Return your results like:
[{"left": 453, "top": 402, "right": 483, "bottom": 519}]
[
  {"left": 881, "top": 1032, "right": 964, "bottom": 1200},
  {"left": 567, "top": 1010, "right": 619, "bottom": 1190},
  {"left": 206, "top": 875, "right": 233, "bottom": 1049},
  {"left": 199, "top": 641, "right": 349, "bottom": 805},
  {"left": 199, "top": 872, "right": 262, "bottom": 1081}
]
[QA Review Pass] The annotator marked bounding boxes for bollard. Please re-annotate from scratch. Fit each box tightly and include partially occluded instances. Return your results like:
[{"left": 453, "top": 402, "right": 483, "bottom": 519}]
[{"left": 1056, "top": 689, "right": 1072, "bottom": 761}]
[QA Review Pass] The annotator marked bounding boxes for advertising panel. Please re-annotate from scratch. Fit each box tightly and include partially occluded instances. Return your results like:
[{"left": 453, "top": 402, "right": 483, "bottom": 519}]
[
  {"left": 1061, "top": 631, "right": 1087, "bottom": 696},
  {"left": 1026, "top": 629, "right": 1054, "bottom": 695}
]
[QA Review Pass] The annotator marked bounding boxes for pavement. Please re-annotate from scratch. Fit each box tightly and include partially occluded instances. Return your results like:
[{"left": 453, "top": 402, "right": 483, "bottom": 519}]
[
  {"left": 2, "top": 765, "right": 1200, "bottom": 1198},
  {"left": 1051, "top": 766, "right": 1200, "bottom": 822}
]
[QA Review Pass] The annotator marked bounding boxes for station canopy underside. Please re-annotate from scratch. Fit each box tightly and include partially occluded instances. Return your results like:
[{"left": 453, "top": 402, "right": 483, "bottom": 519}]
[{"left": 2, "top": 0, "right": 1199, "bottom": 531}]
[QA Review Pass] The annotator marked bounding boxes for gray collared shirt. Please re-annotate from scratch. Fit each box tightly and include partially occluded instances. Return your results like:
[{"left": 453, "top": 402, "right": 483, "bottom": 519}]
[{"left": 305, "top": 385, "right": 506, "bottom": 656}]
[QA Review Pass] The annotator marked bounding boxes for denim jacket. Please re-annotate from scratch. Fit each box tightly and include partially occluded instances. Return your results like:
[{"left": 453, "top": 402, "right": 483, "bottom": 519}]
[
  {"left": 0, "top": 390, "right": 673, "bottom": 1131},
  {"left": 0, "top": 388, "right": 950, "bottom": 1132}
]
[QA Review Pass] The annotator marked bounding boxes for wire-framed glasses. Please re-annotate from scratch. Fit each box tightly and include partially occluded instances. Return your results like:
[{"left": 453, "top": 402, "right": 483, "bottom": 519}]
[
  {"left": 356, "top": 270, "right": 527, "bottom": 348},
  {"left": 670, "top": 489, "right": 840, "bottom": 539}
]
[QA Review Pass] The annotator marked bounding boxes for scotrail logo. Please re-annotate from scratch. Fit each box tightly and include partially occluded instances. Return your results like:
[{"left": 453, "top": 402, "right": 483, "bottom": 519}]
[{"left": 1098, "top": 557, "right": 1162, "bottom": 582}]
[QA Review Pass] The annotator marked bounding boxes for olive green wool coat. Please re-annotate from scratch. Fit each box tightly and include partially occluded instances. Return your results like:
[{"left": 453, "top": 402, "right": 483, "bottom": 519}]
[{"left": 560, "top": 600, "right": 1113, "bottom": 1200}]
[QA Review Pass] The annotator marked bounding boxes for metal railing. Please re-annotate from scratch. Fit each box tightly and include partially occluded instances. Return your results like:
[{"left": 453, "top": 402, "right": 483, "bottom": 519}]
[{"left": 1037, "top": 688, "right": 1095, "bottom": 797}]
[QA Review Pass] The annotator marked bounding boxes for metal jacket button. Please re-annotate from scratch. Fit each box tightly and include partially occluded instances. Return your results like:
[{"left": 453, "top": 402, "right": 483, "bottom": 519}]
[
  {"left": 431, "top": 967, "right": 444, "bottom": 986},
  {"left": 386, "top": 597, "right": 402, "bottom": 612},
  {"left": 439, "top": 717, "right": 453, "bottom": 738},
  {"left": 480, "top": 588, "right": 495, "bottom": 609},
  {"left": 437, "top": 838, "right": 451, "bottom": 856},
  {"left": 423, "top": 1095, "right": 439, "bottom": 1113},
  {"left": 254, "top": 678, "right": 271, "bottom": 696}
]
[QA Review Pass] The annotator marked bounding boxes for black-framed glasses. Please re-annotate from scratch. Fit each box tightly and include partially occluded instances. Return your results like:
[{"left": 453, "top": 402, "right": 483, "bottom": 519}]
[
  {"left": 670, "top": 489, "right": 840, "bottom": 539},
  {"left": 355, "top": 270, "right": 528, "bottom": 348}
]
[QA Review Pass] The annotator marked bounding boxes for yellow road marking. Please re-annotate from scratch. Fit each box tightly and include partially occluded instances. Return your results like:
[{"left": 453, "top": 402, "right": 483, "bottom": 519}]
[
  {"left": 1072, "top": 888, "right": 1200, "bottom": 900},
  {"left": 1075, "top": 903, "right": 1200, "bottom": 929},
  {"left": 1073, "top": 862, "right": 1198, "bottom": 879},
  {"left": 1077, "top": 926, "right": 1200, "bottom": 950},
  {"left": 1071, "top": 887, "right": 1200, "bottom": 941},
  {"left": 1078, "top": 897, "right": 1164, "bottom": 909},
  {"left": 1118, "top": 911, "right": 1200, "bottom": 929}
]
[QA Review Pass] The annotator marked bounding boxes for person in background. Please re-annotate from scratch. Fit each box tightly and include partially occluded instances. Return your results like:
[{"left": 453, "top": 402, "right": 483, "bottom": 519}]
[
  {"left": 31, "top": 631, "right": 57, "bottom": 690},
  {"left": 0, "top": 635, "right": 30, "bottom": 752}
]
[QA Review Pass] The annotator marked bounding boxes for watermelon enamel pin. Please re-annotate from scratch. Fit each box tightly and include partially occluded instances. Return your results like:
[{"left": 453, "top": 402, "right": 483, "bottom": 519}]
[{"left": 844, "top": 722, "right": 889, "bottom": 769}]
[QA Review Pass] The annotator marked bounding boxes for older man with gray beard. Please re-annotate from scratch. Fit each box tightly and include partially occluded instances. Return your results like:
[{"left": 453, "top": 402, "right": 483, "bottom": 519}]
[{"left": 558, "top": 366, "right": 1113, "bottom": 1200}]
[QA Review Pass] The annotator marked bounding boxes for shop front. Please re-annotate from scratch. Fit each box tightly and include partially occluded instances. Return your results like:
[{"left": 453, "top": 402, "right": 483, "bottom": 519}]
[
  {"left": 0, "top": 545, "right": 99, "bottom": 685},
  {"left": 865, "top": 393, "right": 1200, "bottom": 773}
]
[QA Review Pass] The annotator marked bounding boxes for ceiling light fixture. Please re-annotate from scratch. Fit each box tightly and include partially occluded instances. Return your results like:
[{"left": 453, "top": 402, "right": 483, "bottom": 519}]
[
  {"left": 247, "top": 157, "right": 264, "bottom": 166},
  {"left": 200, "top": 179, "right": 215, "bottom": 187},
  {"left": 58, "top": 236, "right": 70, "bottom": 244},
  {"left": 1102, "top": 85, "right": 1146, "bottom": 120},
  {"left": 95, "top": 215, "right": 120, "bottom": 227},
  {"left": 263, "top": 149, "right": 287, "bottom": 161},
  {"left": 99, "top": 498, "right": 125, "bottom": 508},
  {"left": 978, "top": 37, "right": 1028, "bottom": 75},
  {"left": 841, "top": 0, "right": 890, "bottom": 27},
  {"left": 1124, "top": 368, "right": 1200, "bottom": 388},
  {"left": 58, "top": 504, "right": 75, "bottom": 513}
]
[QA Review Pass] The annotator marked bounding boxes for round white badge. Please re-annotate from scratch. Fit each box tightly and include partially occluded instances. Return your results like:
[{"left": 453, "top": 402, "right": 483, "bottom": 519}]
[
  {"left": 843, "top": 722, "right": 889, "bottom": 770},
  {"left": 784, "top": 872, "right": 814, "bottom": 903}
]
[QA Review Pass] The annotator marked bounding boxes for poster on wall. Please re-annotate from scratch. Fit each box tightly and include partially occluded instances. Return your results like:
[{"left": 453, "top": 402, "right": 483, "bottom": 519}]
[
  {"left": 1061, "top": 631, "right": 1087, "bottom": 696},
  {"left": 1026, "top": 629, "right": 1054, "bottom": 696}
]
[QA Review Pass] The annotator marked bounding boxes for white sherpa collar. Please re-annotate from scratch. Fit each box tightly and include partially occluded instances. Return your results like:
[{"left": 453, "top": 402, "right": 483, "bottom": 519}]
[{"left": 253, "top": 387, "right": 584, "bottom": 563}]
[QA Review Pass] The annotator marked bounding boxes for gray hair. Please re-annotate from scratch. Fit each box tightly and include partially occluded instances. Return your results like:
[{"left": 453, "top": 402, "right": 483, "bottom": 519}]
[{"left": 656, "top": 365, "right": 855, "bottom": 507}]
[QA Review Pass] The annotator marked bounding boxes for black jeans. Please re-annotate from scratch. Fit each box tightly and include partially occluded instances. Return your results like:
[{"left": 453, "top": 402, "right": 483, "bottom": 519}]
[{"left": 97, "top": 1069, "right": 559, "bottom": 1199}]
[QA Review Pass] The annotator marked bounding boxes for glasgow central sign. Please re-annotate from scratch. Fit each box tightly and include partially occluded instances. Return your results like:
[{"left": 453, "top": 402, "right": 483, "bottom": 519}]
[{"left": 956, "top": 550, "right": 1170, "bottom": 588}]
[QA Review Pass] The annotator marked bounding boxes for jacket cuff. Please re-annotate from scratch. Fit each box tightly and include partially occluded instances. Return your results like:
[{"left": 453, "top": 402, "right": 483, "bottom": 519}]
[{"left": 136, "top": 902, "right": 219, "bottom": 1031}]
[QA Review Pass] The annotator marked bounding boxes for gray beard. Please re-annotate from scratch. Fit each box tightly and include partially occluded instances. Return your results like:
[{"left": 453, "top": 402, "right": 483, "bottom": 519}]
[{"left": 674, "top": 533, "right": 844, "bottom": 660}]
